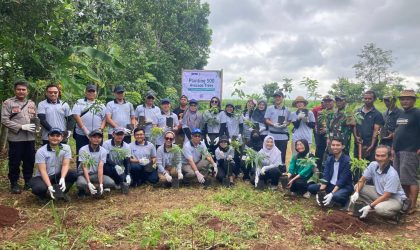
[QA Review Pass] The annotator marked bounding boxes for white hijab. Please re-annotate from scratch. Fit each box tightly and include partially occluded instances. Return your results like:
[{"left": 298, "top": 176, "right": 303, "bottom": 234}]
[{"left": 261, "top": 135, "right": 282, "bottom": 164}]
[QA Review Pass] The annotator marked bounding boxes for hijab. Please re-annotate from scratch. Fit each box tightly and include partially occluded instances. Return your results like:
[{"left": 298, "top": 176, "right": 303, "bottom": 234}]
[
  {"left": 295, "top": 139, "right": 310, "bottom": 159},
  {"left": 262, "top": 135, "right": 282, "bottom": 164},
  {"left": 247, "top": 129, "right": 263, "bottom": 151},
  {"left": 183, "top": 105, "right": 202, "bottom": 129},
  {"left": 251, "top": 100, "right": 267, "bottom": 123},
  {"left": 225, "top": 103, "right": 234, "bottom": 118}
]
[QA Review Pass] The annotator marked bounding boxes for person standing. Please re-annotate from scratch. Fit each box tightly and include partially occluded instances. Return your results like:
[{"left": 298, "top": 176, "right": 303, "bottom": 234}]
[
  {"left": 251, "top": 100, "right": 268, "bottom": 141},
  {"left": 393, "top": 89, "right": 420, "bottom": 214},
  {"left": 154, "top": 98, "right": 179, "bottom": 148},
  {"left": 37, "top": 84, "right": 72, "bottom": 145},
  {"left": 135, "top": 91, "right": 161, "bottom": 140},
  {"left": 1, "top": 80, "right": 37, "bottom": 193},
  {"left": 291, "top": 96, "right": 315, "bottom": 154},
  {"left": 105, "top": 85, "right": 136, "bottom": 143},
  {"left": 354, "top": 90, "right": 384, "bottom": 161},
  {"left": 264, "top": 91, "right": 291, "bottom": 165},
  {"left": 242, "top": 99, "right": 256, "bottom": 143},
  {"left": 312, "top": 100, "right": 325, "bottom": 170},
  {"left": 181, "top": 99, "right": 203, "bottom": 144},
  {"left": 203, "top": 97, "right": 222, "bottom": 155},
  {"left": 315, "top": 95, "right": 334, "bottom": 172},
  {"left": 71, "top": 84, "right": 106, "bottom": 159},
  {"left": 173, "top": 95, "right": 188, "bottom": 145},
  {"left": 380, "top": 95, "right": 401, "bottom": 147}
]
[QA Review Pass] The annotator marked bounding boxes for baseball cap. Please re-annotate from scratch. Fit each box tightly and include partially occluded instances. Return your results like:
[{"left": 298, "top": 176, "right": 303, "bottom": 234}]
[
  {"left": 89, "top": 129, "right": 103, "bottom": 137},
  {"left": 114, "top": 85, "right": 125, "bottom": 93},
  {"left": 48, "top": 128, "right": 63, "bottom": 136}
]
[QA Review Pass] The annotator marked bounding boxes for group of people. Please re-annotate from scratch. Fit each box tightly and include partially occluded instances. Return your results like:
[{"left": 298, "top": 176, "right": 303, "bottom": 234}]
[{"left": 1, "top": 80, "right": 419, "bottom": 220}]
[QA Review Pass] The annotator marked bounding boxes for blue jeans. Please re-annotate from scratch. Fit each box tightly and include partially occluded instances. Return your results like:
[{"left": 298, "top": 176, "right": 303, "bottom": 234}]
[
  {"left": 308, "top": 183, "right": 353, "bottom": 206},
  {"left": 129, "top": 163, "right": 158, "bottom": 186}
]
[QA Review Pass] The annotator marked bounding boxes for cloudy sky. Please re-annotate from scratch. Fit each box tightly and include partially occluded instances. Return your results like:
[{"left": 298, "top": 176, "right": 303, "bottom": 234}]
[{"left": 203, "top": 0, "right": 420, "bottom": 99}]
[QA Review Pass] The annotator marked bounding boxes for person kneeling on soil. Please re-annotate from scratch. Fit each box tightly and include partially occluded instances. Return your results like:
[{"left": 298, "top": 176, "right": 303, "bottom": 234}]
[
  {"left": 157, "top": 131, "right": 183, "bottom": 185},
  {"left": 286, "top": 139, "right": 315, "bottom": 196},
  {"left": 350, "top": 145, "right": 409, "bottom": 219},
  {"left": 181, "top": 128, "right": 218, "bottom": 184},
  {"left": 253, "top": 136, "right": 282, "bottom": 190},
  {"left": 76, "top": 129, "right": 116, "bottom": 198},
  {"left": 215, "top": 135, "right": 238, "bottom": 186},
  {"left": 308, "top": 137, "right": 353, "bottom": 208},
  {"left": 129, "top": 127, "right": 158, "bottom": 186},
  {"left": 30, "top": 128, "right": 77, "bottom": 201},
  {"left": 102, "top": 128, "right": 131, "bottom": 194}
]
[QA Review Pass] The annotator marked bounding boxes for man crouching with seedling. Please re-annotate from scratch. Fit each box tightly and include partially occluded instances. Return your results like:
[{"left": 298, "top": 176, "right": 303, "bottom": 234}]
[
  {"left": 30, "top": 128, "right": 77, "bottom": 202},
  {"left": 129, "top": 127, "right": 158, "bottom": 186},
  {"left": 307, "top": 137, "right": 353, "bottom": 209},
  {"left": 157, "top": 131, "right": 183, "bottom": 187},
  {"left": 102, "top": 127, "right": 131, "bottom": 194},
  {"left": 76, "top": 129, "right": 116, "bottom": 198},
  {"left": 181, "top": 128, "right": 218, "bottom": 185},
  {"left": 349, "top": 145, "right": 410, "bottom": 220}
]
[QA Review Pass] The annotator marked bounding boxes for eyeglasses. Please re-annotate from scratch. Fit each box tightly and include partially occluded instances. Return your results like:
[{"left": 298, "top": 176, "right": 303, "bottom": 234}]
[
  {"left": 165, "top": 137, "right": 174, "bottom": 141},
  {"left": 211, "top": 100, "right": 218, "bottom": 103}
]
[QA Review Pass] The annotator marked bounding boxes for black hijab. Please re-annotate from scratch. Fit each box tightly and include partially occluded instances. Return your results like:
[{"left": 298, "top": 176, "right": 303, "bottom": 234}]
[
  {"left": 247, "top": 129, "right": 263, "bottom": 151},
  {"left": 295, "top": 139, "right": 310, "bottom": 159},
  {"left": 251, "top": 100, "right": 267, "bottom": 123}
]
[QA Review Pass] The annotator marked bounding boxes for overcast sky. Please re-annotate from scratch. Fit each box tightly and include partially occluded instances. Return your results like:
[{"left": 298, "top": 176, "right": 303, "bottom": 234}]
[{"left": 204, "top": 0, "right": 420, "bottom": 99}]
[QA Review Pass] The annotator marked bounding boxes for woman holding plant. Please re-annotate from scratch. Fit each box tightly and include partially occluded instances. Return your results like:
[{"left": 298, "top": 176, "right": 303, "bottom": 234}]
[
  {"left": 203, "top": 96, "right": 222, "bottom": 155},
  {"left": 242, "top": 99, "right": 257, "bottom": 143},
  {"left": 251, "top": 100, "right": 268, "bottom": 141},
  {"left": 181, "top": 99, "right": 203, "bottom": 144},
  {"left": 156, "top": 131, "right": 183, "bottom": 185},
  {"left": 241, "top": 129, "right": 264, "bottom": 180},
  {"left": 291, "top": 96, "right": 315, "bottom": 154},
  {"left": 286, "top": 139, "right": 315, "bottom": 196},
  {"left": 153, "top": 98, "right": 179, "bottom": 148},
  {"left": 215, "top": 135, "right": 238, "bottom": 186},
  {"left": 253, "top": 136, "right": 282, "bottom": 190}
]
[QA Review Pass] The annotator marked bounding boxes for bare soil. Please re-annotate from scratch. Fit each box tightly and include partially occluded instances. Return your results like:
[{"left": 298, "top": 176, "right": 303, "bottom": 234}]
[
  {"left": 0, "top": 205, "right": 19, "bottom": 227},
  {"left": 313, "top": 211, "right": 368, "bottom": 236}
]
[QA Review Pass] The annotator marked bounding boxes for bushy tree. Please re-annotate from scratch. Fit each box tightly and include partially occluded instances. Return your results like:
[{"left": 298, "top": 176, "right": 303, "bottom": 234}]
[
  {"left": 328, "top": 78, "right": 365, "bottom": 104},
  {"left": 263, "top": 82, "right": 280, "bottom": 102}
]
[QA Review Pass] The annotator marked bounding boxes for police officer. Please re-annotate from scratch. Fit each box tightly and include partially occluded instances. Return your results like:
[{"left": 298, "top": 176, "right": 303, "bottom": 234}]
[
  {"left": 29, "top": 128, "right": 77, "bottom": 201},
  {"left": 71, "top": 84, "right": 106, "bottom": 161},
  {"left": 1, "top": 80, "right": 37, "bottom": 194},
  {"left": 37, "top": 84, "right": 72, "bottom": 145},
  {"left": 105, "top": 85, "right": 135, "bottom": 143}
]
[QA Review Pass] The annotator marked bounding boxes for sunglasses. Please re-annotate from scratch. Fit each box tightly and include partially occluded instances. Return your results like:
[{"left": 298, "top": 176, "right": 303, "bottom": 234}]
[
  {"left": 165, "top": 137, "right": 174, "bottom": 141},
  {"left": 87, "top": 90, "right": 96, "bottom": 93},
  {"left": 211, "top": 100, "right": 218, "bottom": 103}
]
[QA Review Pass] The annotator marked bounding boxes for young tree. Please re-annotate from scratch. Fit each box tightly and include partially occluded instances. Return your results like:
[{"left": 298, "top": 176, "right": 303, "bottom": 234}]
[
  {"left": 328, "top": 78, "right": 365, "bottom": 104},
  {"left": 281, "top": 78, "right": 293, "bottom": 100},
  {"left": 262, "top": 82, "right": 280, "bottom": 102},
  {"left": 300, "top": 77, "right": 320, "bottom": 100}
]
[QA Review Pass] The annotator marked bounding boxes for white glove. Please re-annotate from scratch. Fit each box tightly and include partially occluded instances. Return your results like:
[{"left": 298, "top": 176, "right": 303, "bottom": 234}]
[
  {"left": 164, "top": 172, "right": 173, "bottom": 182},
  {"left": 273, "top": 123, "right": 282, "bottom": 129},
  {"left": 140, "top": 158, "right": 150, "bottom": 165},
  {"left": 227, "top": 155, "right": 233, "bottom": 161},
  {"left": 213, "top": 163, "right": 218, "bottom": 176},
  {"left": 22, "top": 124, "right": 36, "bottom": 132},
  {"left": 66, "top": 130, "right": 72, "bottom": 139},
  {"left": 279, "top": 123, "right": 287, "bottom": 128},
  {"left": 126, "top": 175, "right": 132, "bottom": 185},
  {"left": 248, "top": 127, "right": 254, "bottom": 132},
  {"left": 350, "top": 192, "right": 359, "bottom": 204},
  {"left": 47, "top": 185, "right": 56, "bottom": 199},
  {"left": 237, "top": 134, "right": 242, "bottom": 141},
  {"left": 124, "top": 128, "right": 132, "bottom": 135},
  {"left": 259, "top": 127, "right": 265, "bottom": 133},
  {"left": 298, "top": 113, "right": 306, "bottom": 119},
  {"left": 115, "top": 165, "right": 124, "bottom": 175},
  {"left": 255, "top": 174, "right": 259, "bottom": 188},
  {"left": 99, "top": 184, "right": 104, "bottom": 195},
  {"left": 195, "top": 170, "right": 205, "bottom": 184},
  {"left": 359, "top": 205, "right": 372, "bottom": 218},
  {"left": 315, "top": 194, "right": 321, "bottom": 206},
  {"left": 214, "top": 137, "right": 219, "bottom": 145},
  {"left": 217, "top": 151, "right": 225, "bottom": 159},
  {"left": 323, "top": 193, "right": 333, "bottom": 206},
  {"left": 260, "top": 166, "right": 267, "bottom": 175},
  {"left": 82, "top": 126, "right": 90, "bottom": 136},
  {"left": 206, "top": 135, "right": 211, "bottom": 143},
  {"left": 88, "top": 182, "right": 97, "bottom": 195},
  {"left": 59, "top": 178, "right": 66, "bottom": 192},
  {"left": 177, "top": 170, "right": 183, "bottom": 180},
  {"left": 241, "top": 155, "right": 248, "bottom": 161}
]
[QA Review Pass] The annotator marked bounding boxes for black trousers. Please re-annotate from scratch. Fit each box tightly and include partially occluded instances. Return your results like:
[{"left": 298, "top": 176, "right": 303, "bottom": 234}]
[
  {"left": 30, "top": 170, "right": 78, "bottom": 198},
  {"left": 8, "top": 140, "right": 35, "bottom": 184},
  {"left": 251, "top": 167, "right": 281, "bottom": 186},
  {"left": 314, "top": 133, "right": 327, "bottom": 171},
  {"left": 104, "top": 160, "right": 130, "bottom": 185},
  {"left": 216, "top": 159, "right": 239, "bottom": 183},
  {"left": 289, "top": 174, "right": 310, "bottom": 195},
  {"left": 274, "top": 139, "right": 288, "bottom": 165}
]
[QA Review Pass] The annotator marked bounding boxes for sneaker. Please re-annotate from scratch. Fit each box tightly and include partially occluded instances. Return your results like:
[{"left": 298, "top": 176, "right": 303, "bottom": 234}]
[
  {"left": 401, "top": 199, "right": 411, "bottom": 214},
  {"left": 121, "top": 183, "right": 129, "bottom": 195},
  {"left": 10, "top": 183, "right": 21, "bottom": 194},
  {"left": 115, "top": 184, "right": 121, "bottom": 190},
  {"left": 303, "top": 192, "right": 311, "bottom": 199}
]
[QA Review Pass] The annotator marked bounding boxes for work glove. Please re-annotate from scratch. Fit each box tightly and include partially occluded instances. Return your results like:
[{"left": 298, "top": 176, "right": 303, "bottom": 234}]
[
  {"left": 177, "top": 170, "right": 183, "bottom": 180},
  {"left": 241, "top": 155, "right": 248, "bottom": 161},
  {"left": 255, "top": 174, "right": 260, "bottom": 188},
  {"left": 279, "top": 123, "right": 287, "bottom": 129},
  {"left": 213, "top": 163, "right": 218, "bottom": 176},
  {"left": 237, "top": 134, "right": 242, "bottom": 141},
  {"left": 217, "top": 151, "right": 225, "bottom": 159},
  {"left": 260, "top": 166, "right": 267, "bottom": 175},
  {"left": 164, "top": 172, "right": 172, "bottom": 183},
  {"left": 259, "top": 127, "right": 265, "bottom": 133},
  {"left": 206, "top": 135, "right": 211, "bottom": 143},
  {"left": 88, "top": 182, "right": 97, "bottom": 195},
  {"left": 140, "top": 158, "right": 150, "bottom": 165},
  {"left": 115, "top": 165, "right": 124, "bottom": 175},
  {"left": 350, "top": 192, "right": 359, "bottom": 204},
  {"left": 359, "top": 205, "right": 372, "bottom": 218},
  {"left": 59, "top": 178, "right": 66, "bottom": 192},
  {"left": 99, "top": 184, "right": 104, "bottom": 195},
  {"left": 22, "top": 124, "right": 36, "bottom": 132},
  {"left": 248, "top": 127, "right": 254, "bottom": 132},
  {"left": 273, "top": 123, "right": 282, "bottom": 129},
  {"left": 126, "top": 175, "right": 132, "bottom": 185},
  {"left": 323, "top": 193, "right": 334, "bottom": 206},
  {"left": 315, "top": 194, "right": 321, "bottom": 206},
  {"left": 227, "top": 155, "right": 233, "bottom": 161},
  {"left": 195, "top": 170, "right": 205, "bottom": 184},
  {"left": 66, "top": 130, "right": 72, "bottom": 139},
  {"left": 81, "top": 126, "right": 90, "bottom": 136},
  {"left": 214, "top": 137, "right": 219, "bottom": 145},
  {"left": 297, "top": 113, "right": 306, "bottom": 119},
  {"left": 47, "top": 185, "right": 56, "bottom": 199},
  {"left": 124, "top": 128, "right": 132, "bottom": 135}
]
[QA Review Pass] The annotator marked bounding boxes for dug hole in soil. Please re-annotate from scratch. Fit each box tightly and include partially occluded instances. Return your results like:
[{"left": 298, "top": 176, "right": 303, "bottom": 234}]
[
  {"left": 0, "top": 205, "right": 19, "bottom": 227},
  {"left": 312, "top": 211, "right": 368, "bottom": 236}
]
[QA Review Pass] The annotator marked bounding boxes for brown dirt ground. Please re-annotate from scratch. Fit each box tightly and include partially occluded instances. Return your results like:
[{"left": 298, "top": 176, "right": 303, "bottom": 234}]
[
  {"left": 313, "top": 211, "right": 368, "bottom": 236},
  {"left": 0, "top": 204, "right": 19, "bottom": 227}
]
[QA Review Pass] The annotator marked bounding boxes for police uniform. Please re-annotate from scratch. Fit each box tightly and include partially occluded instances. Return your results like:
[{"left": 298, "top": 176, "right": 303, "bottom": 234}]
[{"left": 1, "top": 96, "right": 37, "bottom": 189}]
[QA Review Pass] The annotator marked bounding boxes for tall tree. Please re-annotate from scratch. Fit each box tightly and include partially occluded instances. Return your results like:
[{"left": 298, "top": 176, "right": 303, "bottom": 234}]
[
  {"left": 281, "top": 78, "right": 293, "bottom": 100},
  {"left": 262, "top": 82, "right": 280, "bottom": 102},
  {"left": 300, "top": 77, "right": 320, "bottom": 100},
  {"left": 328, "top": 77, "right": 365, "bottom": 104}
]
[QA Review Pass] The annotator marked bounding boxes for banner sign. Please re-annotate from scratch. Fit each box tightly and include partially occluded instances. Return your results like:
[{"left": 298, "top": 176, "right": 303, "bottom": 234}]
[{"left": 182, "top": 70, "right": 222, "bottom": 101}]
